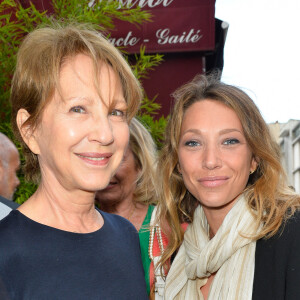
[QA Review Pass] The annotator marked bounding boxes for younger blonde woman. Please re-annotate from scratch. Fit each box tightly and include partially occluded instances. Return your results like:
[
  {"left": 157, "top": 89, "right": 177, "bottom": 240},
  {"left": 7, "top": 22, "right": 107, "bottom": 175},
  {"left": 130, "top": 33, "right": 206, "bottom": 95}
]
[{"left": 158, "top": 74, "right": 300, "bottom": 299}]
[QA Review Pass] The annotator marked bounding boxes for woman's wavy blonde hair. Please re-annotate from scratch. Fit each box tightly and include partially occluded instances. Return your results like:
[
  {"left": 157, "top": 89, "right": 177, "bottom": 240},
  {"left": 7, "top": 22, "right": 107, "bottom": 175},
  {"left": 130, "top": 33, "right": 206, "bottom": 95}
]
[
  {"left": 129, "top": 118, "right": 158, "bottom": 205},
  {"left": 10, "top": 22, "right": 142, "bottom": 183},
  {"left": 158, "top": 74, "right": 300, "bottom": 269}
]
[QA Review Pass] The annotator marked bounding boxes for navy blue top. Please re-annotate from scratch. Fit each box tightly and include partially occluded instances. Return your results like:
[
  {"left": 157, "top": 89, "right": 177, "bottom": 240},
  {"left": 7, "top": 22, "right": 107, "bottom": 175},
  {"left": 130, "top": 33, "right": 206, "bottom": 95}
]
[{"left": 0, "top": 209, "right": 148, "bottom": 300}]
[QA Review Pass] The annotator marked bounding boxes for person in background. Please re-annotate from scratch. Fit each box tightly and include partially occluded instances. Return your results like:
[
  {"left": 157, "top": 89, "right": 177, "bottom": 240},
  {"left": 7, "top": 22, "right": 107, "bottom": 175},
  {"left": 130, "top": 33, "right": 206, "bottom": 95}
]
[
  {"left": 157, "top": 74, "right": 300, "bottom": 299},
  {"left": 0, "top": 23, "right": 148, "bottom": 299},
  {"left": 0, "top": 133, "right": 20, "bottom": 219},
  {"left": 0, "top": 132, "right": 20, "bottom": 200},
  {"left": 95, "top": 117, "right": 158, "bottom": 295}
]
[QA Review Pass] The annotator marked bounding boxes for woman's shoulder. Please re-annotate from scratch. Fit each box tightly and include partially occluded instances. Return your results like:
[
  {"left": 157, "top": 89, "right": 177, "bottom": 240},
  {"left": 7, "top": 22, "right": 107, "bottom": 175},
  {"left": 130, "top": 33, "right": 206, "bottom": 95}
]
[
  {"left": 0, "top": 210, "right": 20, "bottom": 231},
  {"left": 99, "top": 209, "right": 138, "bottom": 234},
  {"left": 253, "top": 209, "right": 300, "bottom": 299},
  {"left": 257, "top": 209, "right": 300, "bottom": 250},
  {"left": 280, "top": 208, "right": 300, "bottom": 237},
  {"left": 99, "top": 209, "right": 130, "bottom": 223},
  {"left": 0, "top": 211, "right": 23, "bottom": 254},
  {"left": 98, "top": 210, "right": 142, "bottom": 256}
]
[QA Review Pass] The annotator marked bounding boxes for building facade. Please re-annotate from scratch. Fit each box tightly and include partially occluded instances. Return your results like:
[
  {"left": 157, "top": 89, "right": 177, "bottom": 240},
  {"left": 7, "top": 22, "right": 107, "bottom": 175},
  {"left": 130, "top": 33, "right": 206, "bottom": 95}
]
[{"left": 274, "top": 120, "right": 300, "bottom": 193}]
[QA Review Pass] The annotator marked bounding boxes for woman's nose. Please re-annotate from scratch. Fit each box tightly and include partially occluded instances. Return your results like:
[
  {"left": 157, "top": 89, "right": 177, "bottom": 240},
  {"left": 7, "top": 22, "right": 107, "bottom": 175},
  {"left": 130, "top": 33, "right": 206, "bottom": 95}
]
[
  {"left": 202, "top": 144, "right": 222, "bottom": 170},
  {"left": 89, "top": 115, "right": 114, "bottom": 145}
]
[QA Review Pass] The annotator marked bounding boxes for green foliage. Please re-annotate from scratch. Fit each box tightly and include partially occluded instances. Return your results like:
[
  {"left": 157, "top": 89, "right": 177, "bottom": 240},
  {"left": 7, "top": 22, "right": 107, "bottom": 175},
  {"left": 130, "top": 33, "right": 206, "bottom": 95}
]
[
  {"left": 0, "top": 0, "right": 166, "bottom": 203},
  {"left": 131, "top": 46, "right": 167, "bottom": 147},
  {"left": 14, "top": 177, "right": 38, "bottom": 205},
  {"left": 137, "top": 114, "right": 168, "bottom": 149},
  {"left": 131, "top": 46, "right": 163, "bottom": 81},
  {"left": 0, "top": 0, "right": 50, "bottom": 123},
  {"left": 52, "top": 0, "right": 151, "bottom": 29}
]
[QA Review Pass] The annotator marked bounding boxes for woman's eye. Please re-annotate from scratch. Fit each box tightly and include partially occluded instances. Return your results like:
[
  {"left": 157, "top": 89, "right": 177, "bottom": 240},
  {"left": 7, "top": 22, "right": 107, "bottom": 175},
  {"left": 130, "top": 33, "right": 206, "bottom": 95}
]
[
  {"left": 110, "top": 109, "right": 125, "bottom": 117},
  {"left": 70, "top": 106, "right": 85, "bottom": 114},
  {"left": 184, "top": 140, "right": 200, "bottom": 147},
  {"left": 223, "top": 138, "right": 239, "bottom": 145}
]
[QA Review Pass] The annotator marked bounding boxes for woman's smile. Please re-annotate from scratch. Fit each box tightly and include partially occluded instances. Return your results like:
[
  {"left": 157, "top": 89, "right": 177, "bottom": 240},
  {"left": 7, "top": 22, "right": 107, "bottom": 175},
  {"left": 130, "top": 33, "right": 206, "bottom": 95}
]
[
  {"left": 75, "top": 152, "right": 113, "bottom": 166},
  {"left": 198, "top": 176, "right": 229, "bottom": 188}
]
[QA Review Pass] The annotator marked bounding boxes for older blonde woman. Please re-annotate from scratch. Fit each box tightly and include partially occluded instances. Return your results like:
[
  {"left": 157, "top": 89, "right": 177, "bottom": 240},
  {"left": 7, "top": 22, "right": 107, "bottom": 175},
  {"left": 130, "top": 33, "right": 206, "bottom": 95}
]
[
  {"left": 157, "top": 74, "right": 300, "bottom": 299},
  {"left": 0, "top": 23, "right": 148, "bottom": 299}
]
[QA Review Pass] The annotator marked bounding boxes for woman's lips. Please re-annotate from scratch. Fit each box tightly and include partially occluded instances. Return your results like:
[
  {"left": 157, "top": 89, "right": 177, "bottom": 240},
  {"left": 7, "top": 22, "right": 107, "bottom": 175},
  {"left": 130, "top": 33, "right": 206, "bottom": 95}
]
[
  {"left": 104, "top": 181, "right": 118, "bottom": 189},
  {"left": 198, "top": 176, "right": 228, "bottom": 188},
  {"left": 76, "top": 152, "right": 112, "bottom": 166}
]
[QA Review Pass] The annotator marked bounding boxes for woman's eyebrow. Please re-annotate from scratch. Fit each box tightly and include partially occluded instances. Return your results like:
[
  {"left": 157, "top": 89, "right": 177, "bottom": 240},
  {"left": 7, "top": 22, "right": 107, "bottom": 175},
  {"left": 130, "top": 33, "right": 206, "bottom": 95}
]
[
  {"left": 181, "top": 128, "right": 243, "bottom": 136},
  {"left": 219, "top": 128, "right": 242, "bottom": 135},
  {"left": 182, "top": 128, "right": 202, "bottom": 135}
]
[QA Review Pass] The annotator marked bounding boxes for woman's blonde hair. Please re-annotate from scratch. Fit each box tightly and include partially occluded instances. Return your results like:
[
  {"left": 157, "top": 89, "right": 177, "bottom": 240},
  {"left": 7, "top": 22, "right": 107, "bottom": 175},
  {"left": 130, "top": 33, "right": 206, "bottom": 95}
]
[
  {"left": 158, "top": 74, "right": 300, "bottom": 269},
  {"left": 129, "top": 118, "right": 158, "bottom": 205},
  {"left": 10, "top": 22, "right": 142, "bottom": 183}
]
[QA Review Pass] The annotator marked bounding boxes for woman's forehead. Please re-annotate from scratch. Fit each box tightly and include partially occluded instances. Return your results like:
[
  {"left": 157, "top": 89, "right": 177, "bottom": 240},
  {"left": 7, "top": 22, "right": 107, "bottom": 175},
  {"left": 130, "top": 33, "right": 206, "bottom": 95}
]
[{"left": 56, "top": 55, "right": 125, "bottom": 102}]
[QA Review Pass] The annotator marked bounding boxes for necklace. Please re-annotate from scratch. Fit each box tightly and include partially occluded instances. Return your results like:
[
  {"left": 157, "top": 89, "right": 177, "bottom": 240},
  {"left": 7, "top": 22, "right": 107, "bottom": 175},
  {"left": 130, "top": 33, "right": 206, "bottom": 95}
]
[
  {"left": 148, "top": 224, "right": 164, "bottom": 261},
  {"left": 148, "top": 207, "right": 166, "bottom": 297},
  {"left": 127, "top": 204, "right": 136, "bottom": 222}
]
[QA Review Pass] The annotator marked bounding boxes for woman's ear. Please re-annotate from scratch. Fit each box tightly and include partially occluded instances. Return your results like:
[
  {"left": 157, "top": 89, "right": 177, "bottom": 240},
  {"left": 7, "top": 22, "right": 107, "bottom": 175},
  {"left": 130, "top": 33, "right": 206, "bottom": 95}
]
[
  {"left": 16, "top": 109, "right": 40, "bottom": 155},
  {"left": 177, "top": 163, "right": 182, "bottom": 174},
  {"left": 250, "top": 156, "right": 259, "bottom": 173}
]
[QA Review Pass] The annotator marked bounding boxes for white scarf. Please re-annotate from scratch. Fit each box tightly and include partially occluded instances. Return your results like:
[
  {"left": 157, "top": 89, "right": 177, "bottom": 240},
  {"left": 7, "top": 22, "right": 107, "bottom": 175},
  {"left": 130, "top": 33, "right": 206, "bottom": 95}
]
[{"left": 165, "top": 195, "right": 260, "bottom": 300}]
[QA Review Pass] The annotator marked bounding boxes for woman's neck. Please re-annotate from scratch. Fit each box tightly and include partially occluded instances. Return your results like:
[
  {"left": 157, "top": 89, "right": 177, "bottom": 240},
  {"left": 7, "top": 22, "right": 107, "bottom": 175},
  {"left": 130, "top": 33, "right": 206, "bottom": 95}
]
[
  {"left": 202, "top": 207, "right": 228, "bottom": 238},
  {"left": 202, "top": 197, "right": 240, "bottom": 238},
  {"left": 18, "top": 183, "right": 102, "bottom": 233},
  {"left": 99, "top": 196, "right": 149, "bottom": 231},
  {"left": 97, "top": 194, "right": 133, "bottom": 216}
]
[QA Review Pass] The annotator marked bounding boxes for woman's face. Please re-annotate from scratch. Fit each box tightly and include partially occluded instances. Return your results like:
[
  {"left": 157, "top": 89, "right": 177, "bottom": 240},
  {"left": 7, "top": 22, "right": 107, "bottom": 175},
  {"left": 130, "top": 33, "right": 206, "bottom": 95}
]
[
  {"left": 178, "top": 99, "right": 257, "bottom": 217},
  {"left": 27, "top": 54, "right": 129, "bottom": 193},
  {"left": 95, "top": 147, "right": 139, "bottom": 205}
]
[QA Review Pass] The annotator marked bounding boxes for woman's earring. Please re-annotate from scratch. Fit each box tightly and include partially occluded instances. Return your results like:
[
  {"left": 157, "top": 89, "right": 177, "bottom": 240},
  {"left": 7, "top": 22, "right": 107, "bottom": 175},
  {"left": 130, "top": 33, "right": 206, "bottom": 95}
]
[{"left": 250, "top": 169, "right": 255, "bottom": 175}]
